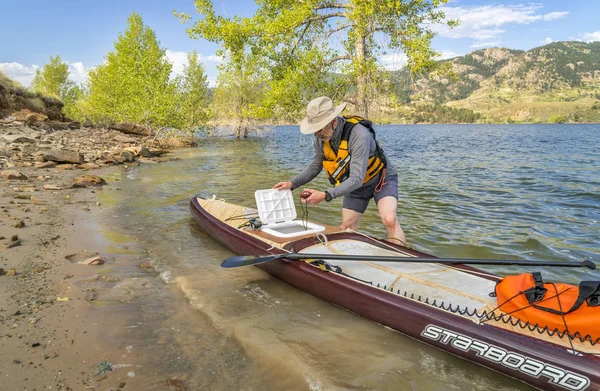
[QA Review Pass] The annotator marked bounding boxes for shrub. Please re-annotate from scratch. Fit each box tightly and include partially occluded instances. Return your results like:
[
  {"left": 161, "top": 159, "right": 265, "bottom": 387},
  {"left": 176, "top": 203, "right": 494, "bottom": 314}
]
[{"left": 549, "top": 115, "right": 567, "bottom": 123}]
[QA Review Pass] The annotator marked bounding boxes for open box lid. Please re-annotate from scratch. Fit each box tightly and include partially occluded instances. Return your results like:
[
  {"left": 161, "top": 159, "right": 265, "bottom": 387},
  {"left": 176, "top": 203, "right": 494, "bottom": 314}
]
[{"left": 255, "top": 189, "right": 297, "bottom": 225}]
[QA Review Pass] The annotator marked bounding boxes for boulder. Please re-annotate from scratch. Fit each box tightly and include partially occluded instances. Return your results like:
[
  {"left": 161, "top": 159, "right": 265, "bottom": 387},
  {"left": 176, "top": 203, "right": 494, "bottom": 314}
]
[
  {"left": 114, "top": 135, "right": 138, "bottom": 143},
  {"left": 9, "top": 109, "right": 48, "bottom": 123},
  {"left": 2, "top": 135, "right": 36, "bottom": 144},
  {"left": 72, "top": 175, "right": 107, "bottom": 187},
  {"left": 43, "top": 149, "right": 84, "bottom": 164},
  {"left": 110, "top": 122, "right": 152, "bottom": 136},
  {"left": 1, "top": 170, "right": 28, "bottom": 180}
]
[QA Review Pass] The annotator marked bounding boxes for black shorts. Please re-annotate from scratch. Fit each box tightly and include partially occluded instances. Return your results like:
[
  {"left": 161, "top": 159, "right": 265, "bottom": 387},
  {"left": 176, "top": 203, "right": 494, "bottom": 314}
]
[{"left": 342, "top": 171, "right": 398, "bottom": 213}]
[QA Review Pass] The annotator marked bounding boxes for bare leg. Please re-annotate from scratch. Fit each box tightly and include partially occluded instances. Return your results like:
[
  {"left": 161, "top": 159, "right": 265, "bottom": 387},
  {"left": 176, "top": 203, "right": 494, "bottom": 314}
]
[
  {"left": 376, "top": 196, "right": 406, "bottom": 246},
  {"left": 341, "top": 208, "right": 363, "bottom": 230}
]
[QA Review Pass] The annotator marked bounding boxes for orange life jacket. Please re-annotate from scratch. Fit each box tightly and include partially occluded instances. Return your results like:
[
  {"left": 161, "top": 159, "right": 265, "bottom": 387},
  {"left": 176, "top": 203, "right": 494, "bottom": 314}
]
[
  {"left": 322, "top": 115, "right": 386, "bottom": 186},
  {"left": 495, "top": 272, "right": 600, "bottom": 340}
]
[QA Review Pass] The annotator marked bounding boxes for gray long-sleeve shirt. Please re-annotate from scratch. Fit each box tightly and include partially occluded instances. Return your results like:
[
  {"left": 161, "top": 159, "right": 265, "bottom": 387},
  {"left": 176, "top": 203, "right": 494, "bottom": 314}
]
[{"left": 290, "top": 116, "right": 396, "bottom": 199}]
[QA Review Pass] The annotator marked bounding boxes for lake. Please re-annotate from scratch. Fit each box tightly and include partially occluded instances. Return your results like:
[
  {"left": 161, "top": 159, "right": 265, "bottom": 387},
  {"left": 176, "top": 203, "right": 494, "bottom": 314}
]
[{"left": 99, "top": 123, "right": 599, "bottom": 390}]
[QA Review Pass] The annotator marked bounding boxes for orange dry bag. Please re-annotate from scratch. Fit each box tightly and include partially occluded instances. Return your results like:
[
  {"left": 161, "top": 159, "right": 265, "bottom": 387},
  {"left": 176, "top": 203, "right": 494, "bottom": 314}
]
[{"left": 495, "top": 272, "right": 600, "bottom": 340}]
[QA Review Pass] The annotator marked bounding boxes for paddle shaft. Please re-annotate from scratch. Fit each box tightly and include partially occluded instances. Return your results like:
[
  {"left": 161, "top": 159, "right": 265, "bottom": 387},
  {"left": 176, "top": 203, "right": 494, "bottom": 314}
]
[
  {"left": 221, "top": 253, "right": 596, "bottom": 269},
  {"left": 280, "top": 253, "right": 595, "bottom": 268}
]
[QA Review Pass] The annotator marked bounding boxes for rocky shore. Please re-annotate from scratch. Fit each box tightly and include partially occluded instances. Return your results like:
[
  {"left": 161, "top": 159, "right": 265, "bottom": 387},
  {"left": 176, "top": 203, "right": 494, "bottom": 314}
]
[{"left": 0, "top": 112, "right": 190, "bottom": 390}]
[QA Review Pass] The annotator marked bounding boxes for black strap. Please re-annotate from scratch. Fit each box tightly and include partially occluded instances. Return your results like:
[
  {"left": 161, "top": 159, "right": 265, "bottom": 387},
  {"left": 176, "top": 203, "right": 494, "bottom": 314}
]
[
  {"left": 525, "top": 272, "right": 547, "bottom": 304},
  {"left": 528, "top": 275, "right": 600, "bottom": 315}
]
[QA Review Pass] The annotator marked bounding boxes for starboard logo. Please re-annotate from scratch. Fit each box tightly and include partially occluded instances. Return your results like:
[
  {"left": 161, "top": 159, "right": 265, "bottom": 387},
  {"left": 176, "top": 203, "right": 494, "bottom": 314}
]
[{"left": 421, "top": 324, "right": 590, "bottom": 391}]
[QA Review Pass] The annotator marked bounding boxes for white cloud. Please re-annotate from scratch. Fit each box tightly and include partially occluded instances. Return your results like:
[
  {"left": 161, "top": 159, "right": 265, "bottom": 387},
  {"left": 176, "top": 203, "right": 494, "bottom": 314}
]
[
  {"left": 68, "top": 62, "right": 89, "bottom": 85},
  {"left": 379, "top": 52, "right": 407, "bottom": 71},
  {"left": 541, "top": 37, "right": 553, "bottom": 45},
  {"left": 166, "top": 50, "right": 223, "bottom": 78},
  {"left": 439, "top": 50, "right": 459, "bottom": 60},
  {"left": 436, "top": 4, "right": 568, "bottom": 46},
  {"left": 1, "top": 61, "right": 88, "bottom": 87},
  {"left": 583, "top": 31, "right": 600, "bottom": 42},
  {"left": 469, "top": 41, "right": 501, "bottom": 49},
  {"left": 0, "top": 62, "right": 38, "bottom": 87},
  {"left": 543, "top": 12, "right": 569, "bottom": 21}
]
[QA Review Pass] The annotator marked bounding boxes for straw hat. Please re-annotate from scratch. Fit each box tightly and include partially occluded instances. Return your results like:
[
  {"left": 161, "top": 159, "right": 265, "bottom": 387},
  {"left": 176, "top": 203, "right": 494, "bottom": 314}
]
[{"left": 300, "top": 96, "right": 347, "bottom": 134}]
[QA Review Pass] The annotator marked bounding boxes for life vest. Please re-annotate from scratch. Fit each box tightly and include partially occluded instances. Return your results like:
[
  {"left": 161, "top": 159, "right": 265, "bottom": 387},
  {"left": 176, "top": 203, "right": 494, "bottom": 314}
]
[
  {"left": 322, "top": 115, "right": 386, "bottom": 186},
  {"left": 494, "top": 272, "right": 600, "bottom": 339}
]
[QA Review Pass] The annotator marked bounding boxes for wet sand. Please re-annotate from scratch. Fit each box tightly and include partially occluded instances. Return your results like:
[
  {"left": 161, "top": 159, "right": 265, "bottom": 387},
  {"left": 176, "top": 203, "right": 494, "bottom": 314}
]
[
  {"left": 0, "top": 165, "right": 176, "bottom": 390},
  {"left": 0, "top": 163, "right": 285, "bottom": 391}
]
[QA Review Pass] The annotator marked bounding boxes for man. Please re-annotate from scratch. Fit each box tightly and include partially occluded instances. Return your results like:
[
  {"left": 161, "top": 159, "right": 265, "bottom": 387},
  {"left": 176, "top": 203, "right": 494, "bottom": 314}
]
[{"left": 273, "top": 96, "right": 407, "bottom": 246}]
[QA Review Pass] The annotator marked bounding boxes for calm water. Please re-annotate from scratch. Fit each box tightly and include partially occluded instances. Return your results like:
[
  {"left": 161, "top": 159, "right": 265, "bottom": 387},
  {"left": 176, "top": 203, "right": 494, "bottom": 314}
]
[{"left": 99, "top": 124, "right": 599, "bottom": 390}]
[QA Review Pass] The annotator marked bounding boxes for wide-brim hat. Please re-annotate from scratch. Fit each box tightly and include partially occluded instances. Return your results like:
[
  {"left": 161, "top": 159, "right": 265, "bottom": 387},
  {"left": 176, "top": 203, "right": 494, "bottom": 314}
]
[{"left": 300, "top": 96, "right": 347, "bottom": 134}]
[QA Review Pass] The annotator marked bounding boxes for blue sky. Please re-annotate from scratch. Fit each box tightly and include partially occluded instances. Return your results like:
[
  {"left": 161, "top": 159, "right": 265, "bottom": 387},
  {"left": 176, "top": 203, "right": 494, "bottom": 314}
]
[{"left": 1, "top": 0, "right": 599, "bottom": 87}]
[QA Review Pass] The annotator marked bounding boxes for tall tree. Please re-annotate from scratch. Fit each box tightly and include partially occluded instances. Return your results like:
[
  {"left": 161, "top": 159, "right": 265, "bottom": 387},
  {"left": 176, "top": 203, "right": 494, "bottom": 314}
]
[
  {"left": 175, "top": 51, "right": 210, "bottom": 132},
  {"left": 83, "top": 12, "right": 177, "bottom": 127},
  {"left": 210, "top": 50, "right": 268, "bottom": 138},
  {"left": 176, "top": 0, "right": 455, "bottom": 118},
  {"left": 31, "top": 55, "right": 73, "bottom": 99}
]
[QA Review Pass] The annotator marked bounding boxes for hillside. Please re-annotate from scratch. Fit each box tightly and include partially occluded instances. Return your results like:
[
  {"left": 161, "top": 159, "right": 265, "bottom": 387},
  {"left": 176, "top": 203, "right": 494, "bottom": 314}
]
[
  {"left": 0, "top": 71, "right": 64, "bottom": 121},
  {"left": 390, "top": 41, "right": 600, "bottom": 123}
]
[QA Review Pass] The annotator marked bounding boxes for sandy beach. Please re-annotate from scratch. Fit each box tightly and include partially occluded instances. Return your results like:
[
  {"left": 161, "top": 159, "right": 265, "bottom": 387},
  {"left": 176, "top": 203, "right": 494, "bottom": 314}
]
[{"left": 0, "top": 122, "right": 191, "bottom": 390}]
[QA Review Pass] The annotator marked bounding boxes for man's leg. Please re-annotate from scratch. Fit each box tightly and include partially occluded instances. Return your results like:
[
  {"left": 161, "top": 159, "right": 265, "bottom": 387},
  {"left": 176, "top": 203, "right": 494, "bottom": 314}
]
[
  {"left": 376, "top": 196, "right": 406, "bottom": 246},
  {"left": 341, "top": 208, "right": 363, "bottom": 230}
]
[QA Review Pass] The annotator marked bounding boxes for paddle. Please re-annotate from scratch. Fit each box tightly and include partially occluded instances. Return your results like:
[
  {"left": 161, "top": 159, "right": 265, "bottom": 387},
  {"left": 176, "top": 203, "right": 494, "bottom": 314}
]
[{"left": 221, "top": 252, "right": 597, "bottom": 270}]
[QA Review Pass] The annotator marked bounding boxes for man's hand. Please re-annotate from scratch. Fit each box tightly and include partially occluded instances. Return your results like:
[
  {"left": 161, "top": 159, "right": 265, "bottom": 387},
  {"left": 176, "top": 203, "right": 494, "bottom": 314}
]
[
  {"left": 301, "top": 188, "right": 326, "bottom": 205},
  {"left": 273, "top": 181, "right": 293, "bottom": 190}
]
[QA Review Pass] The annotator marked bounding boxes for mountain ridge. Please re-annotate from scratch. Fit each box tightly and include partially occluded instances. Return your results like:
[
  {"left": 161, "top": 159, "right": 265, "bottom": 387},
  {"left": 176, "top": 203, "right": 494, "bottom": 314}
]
[{"left": 389, "top": 41, "right": 600, "bottom": 123}]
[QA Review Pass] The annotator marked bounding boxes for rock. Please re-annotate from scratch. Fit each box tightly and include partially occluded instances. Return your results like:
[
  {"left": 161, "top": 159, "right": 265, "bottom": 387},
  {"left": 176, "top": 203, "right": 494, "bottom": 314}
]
[
  {"left": 1, "top": 170, "right": 28, "bottom": 180},
  {"left": 6, "top": 268, "right": 17, "bottom": 276},
  {"left": 13, "top": 220, "right": 25, "bottom": 228},
  {"left": 119, "top": 150, "right": 136, "bottom": 162},
  {"left": 9, "top": 109, "right": 48, "bottom": 123},
  {"left": 68, "top": 121, "right": 81, "bottom": 129},
  {"left": 78, "top": 256, "right": 104, "bottom": 265},
  {"left": 43, "top": 149, "right": 84, "bottom": 164},
  {"left": 94, "top": 361, "right": 114, "bottom": 375},
  {"left": 114, "top": 135, "right": 138, "bottom": 143},
  {"left": 138, "top": 261, "right": 154, "bottom": 269},
  {"left": 7, "top": 239, "right": 22, "bottom": 248},
  {"left": 48, "top": 121, "right": 70, "bottom": 131},
  {"left": 0, "top": 268, "right": 5, "bottom": 276},
  {"left": 166, "top": 379, "right": 186, "bottom": 391},
  {"left": 2, "top": 135, "right": 36, "bottom": 144},
  {"left": 42, "top": 184, "right": 63, "bottom": 191},
  {"left": 138, "top": 157, "right": 158, "bottom": 164},
  {"left": 85, "top": 289, "right": 97, "bottom": 301},
  {"left": 140, "top": 145, "right": 166, "bottom": 158},
  {"left": 72, "top": 175, "right": 107, "bottom": 187},
  {"left": 80, "top": 163, "right": 101, "bottom": 170},
  {"left": 110, "top": 122, "right": 152, "bottom": 136},
  {"left": 35, "top": 161, "right": 57, "bottom": 169}
]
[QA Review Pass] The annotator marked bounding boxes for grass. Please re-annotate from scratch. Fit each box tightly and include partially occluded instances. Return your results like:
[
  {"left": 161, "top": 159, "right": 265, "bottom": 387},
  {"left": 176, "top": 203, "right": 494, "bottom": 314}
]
[{"left": 0, "top": 70, "right": 63, "bottom": 119}]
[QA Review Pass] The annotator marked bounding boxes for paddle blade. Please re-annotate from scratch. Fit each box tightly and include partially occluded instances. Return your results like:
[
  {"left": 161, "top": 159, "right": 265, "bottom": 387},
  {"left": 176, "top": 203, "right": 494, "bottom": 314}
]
[
  {"left": 583, "top": 260, "right": 597, "bottom": 270},
  {"left": 221, "top": 254, "right": 280, "bottom": 268}
]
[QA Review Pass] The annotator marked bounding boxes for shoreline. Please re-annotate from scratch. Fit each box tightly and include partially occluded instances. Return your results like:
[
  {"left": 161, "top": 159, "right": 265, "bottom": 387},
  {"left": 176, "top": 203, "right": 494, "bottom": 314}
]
[{"left": 0, "top": 162, "right": 203, "bottom": 389}]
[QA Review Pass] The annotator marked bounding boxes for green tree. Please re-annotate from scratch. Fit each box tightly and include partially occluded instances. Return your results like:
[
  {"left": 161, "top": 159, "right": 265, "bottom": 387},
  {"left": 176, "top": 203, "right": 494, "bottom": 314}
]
[
  {"left": 176, "top": 0, "right": 456, "bottom": 119},
  {"left": 175, "top": 51, "right": 210, "bottom": 132},
  {"left": 211, "top": 50, "right": 268, "bottom": 138},
  {"left": 61, "top": 84, "right": 85, "bottom": 120},
  {"left": 83, "top": 12, "right": 177, "bottom": 127},
  {"left": 31, "top": 55, "right": 72, "bottom": 98}
]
